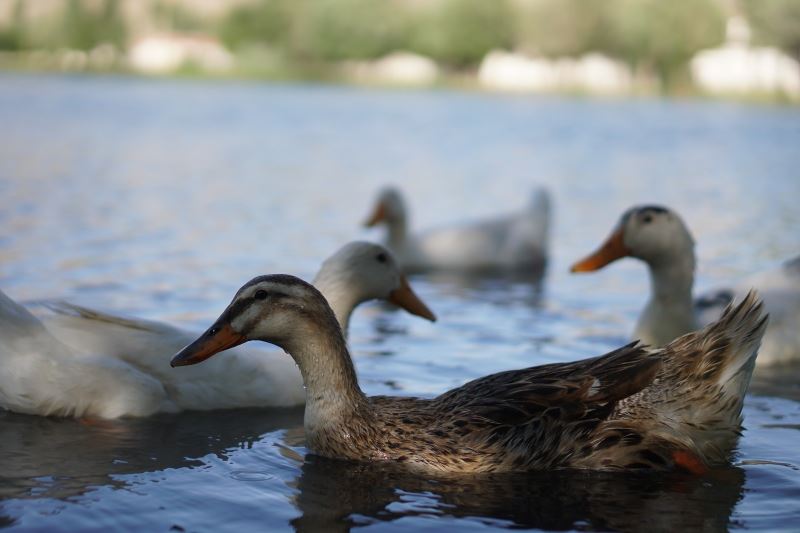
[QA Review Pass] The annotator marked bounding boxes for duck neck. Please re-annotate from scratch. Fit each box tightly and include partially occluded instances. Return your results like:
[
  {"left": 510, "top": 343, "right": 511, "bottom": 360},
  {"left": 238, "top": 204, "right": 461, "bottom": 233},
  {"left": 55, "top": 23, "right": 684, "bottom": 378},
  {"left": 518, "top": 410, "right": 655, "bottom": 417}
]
[
  {"left": 647, "top": 251, "right": 695, "bottom": 307},
  {"left": 282, "top": 320, "right": 368, "bottom": 427},
  {"left": 637, "top": 250, "right": 697, "bottom": 344},
  {"left": 386, "top": 212, "right": 408, "bottom": 250},
  {"left": 312, "top": 276, "right": 359, "bottom": 339}
]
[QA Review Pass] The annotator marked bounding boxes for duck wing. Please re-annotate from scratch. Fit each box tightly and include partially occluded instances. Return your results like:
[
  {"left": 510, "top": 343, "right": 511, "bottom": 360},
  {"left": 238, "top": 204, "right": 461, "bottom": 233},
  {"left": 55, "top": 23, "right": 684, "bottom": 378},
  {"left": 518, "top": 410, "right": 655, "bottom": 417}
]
[
  {"left": 398, "top": 343, "right": 659, "bottom": 471},
  {"left": 433, "top": 342, "right": 660, "bottom": 427},
  {"left": 36, "top": 300, "right": 305, "bottom": 410},
  {"left": 36, "top": 300, "right": 196, "bottom": 368}
]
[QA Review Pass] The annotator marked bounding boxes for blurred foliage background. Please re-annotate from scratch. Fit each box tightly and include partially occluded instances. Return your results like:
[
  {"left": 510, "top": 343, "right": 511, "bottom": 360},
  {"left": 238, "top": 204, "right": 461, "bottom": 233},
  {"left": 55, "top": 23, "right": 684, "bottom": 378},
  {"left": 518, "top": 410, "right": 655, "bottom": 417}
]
[
  {"left": 741, "top": 0, "right": 800, "bottom": 60},
  {"left": 0, "top": 0, "right": 798, "bottom": 95}
]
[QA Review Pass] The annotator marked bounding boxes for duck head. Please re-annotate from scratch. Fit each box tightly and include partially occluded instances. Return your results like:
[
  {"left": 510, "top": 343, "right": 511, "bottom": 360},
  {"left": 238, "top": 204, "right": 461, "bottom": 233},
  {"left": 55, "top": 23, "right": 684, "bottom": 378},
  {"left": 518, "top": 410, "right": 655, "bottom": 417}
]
[
  {"left": 315, "top": 241, "right": 436, "bottom": 322},
  {"left": 571, "top": 205, "right": 695, "bottom": 272},
  {"left": 363, "top": 187, "right": 406, "bottom": 228},
  {"left": 171, "top": 274, "right": 340, "bottom": 367}
]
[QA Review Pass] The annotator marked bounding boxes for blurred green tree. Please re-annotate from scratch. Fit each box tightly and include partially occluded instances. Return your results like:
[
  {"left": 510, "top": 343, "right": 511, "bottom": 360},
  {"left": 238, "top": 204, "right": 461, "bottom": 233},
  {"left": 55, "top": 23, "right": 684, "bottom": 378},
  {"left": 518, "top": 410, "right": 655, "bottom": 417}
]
[
  {"left": 302, "top": 0, "right": 409, "bottom": 61},
  {"left": 221, "top": 0, "right": 413, "bottom": 63},
  {"left": 741, "top": 0, "right": 800, "bottom": 61},
  {"left": 98, "top": 0, "right": 126, "bottom": 48},
  {"left": 62, "top": 0, "right": 96, "bottom": 50},
  {"left": 0, "top": 0, "right": 25, "bottom": 51},
  {"left": 61, "top": 0, "right": 126, "bottom": 50},
  {"left": 410, "top": 0, "right": 514, "bottom": 68},
  {"left": 219, "top": 0, "right": 293, "bottom": 51},
  {"left": 152, "top": 0, "right": 207, "bottom": 33},
  {"left": 515, "top": 0, "right": 608, "bottom": 57},
  {"left": 603, "top": 0, "right": 725, "bottom": 91}
]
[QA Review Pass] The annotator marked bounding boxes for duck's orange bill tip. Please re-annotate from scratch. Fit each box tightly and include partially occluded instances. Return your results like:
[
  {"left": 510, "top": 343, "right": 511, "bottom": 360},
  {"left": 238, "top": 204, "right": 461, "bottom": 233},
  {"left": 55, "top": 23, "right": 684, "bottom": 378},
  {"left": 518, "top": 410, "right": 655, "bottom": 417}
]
[
  {"left": 569, "top": 228, "right": 630, "bottom": 273},
  {"left": 672, "top": 450, "right": 710, "bottom": 476},
  {"left": 363, "top": 201, "right": 386, "bottom": 227},
  {"left": 170, "top": 323, "right": 245, "bottom": 368},
  {"left": 389, "top": 276, "right": 437, "bottom": 322}
]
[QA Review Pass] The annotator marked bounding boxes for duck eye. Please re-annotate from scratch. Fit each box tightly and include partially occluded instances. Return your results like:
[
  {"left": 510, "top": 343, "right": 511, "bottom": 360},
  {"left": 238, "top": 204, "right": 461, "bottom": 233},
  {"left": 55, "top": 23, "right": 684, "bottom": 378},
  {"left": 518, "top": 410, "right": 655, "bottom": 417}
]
[
  {"left": 254, "top": 290, "right": 268, "bottom": 300},
  {"left": 642, "top": 214, "right": 653, "bottom": 224},
  {"left": 376, "top": 253, "right": 388, "bottom": 264},
  {"left": 208, "top": 326, "right": 220, "bottom": 336}
]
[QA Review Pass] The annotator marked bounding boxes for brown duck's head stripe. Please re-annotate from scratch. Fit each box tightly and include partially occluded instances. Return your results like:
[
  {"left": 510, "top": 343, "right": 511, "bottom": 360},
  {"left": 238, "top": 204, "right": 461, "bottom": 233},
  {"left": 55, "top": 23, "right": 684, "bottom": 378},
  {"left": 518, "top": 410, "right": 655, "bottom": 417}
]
[{"left": 224, "top": 274, "right": 314, "bottom": 322}]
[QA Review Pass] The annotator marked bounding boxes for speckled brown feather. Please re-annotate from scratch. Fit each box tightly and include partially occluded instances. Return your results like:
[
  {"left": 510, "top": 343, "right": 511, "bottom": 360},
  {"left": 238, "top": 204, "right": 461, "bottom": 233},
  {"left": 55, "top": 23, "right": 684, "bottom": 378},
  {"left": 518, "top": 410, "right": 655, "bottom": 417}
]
[
  {"left": 304, "top": 292, "right": 766, "bottom": 474},
  {"left": 185, "top": 276, "right": 767, "bottom": 475},
  {"left": 611, "top": 291, "right": 768, "bottom": 464}
]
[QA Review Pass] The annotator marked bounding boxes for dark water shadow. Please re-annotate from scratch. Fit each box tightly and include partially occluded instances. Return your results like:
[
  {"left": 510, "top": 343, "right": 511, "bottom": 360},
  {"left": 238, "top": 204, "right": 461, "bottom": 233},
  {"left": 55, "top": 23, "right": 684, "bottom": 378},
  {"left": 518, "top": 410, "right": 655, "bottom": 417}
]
[
  {"left": 291, "top": 454, "right": 745, "bottom": 533},
  {"left": 356, "top": 271, "right": 547, "bottom": 348},
  {"left": 0, "top": 407, "right": 304, "bottom": 502},
  {"left": 413, "top": 269, "right": 547, "bottom": 307},
  {"left": 401, "top": 253, "right": 548, "bottom": 281}
]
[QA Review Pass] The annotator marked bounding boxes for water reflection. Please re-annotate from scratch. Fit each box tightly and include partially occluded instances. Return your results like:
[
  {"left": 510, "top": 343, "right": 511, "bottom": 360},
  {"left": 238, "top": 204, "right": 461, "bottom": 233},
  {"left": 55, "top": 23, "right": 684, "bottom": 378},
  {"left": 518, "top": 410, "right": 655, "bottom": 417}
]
[
  {"left": 417, "top": 271, "right": 546, "bottom": 307},
  {"left": 0, "top": 365, "right": 793, "bottom": 532},
  {"left": 292, "top": 454, "right": 745, "bottom": 532},
  {"left": 1, "top": 75, "right": 799, "bottom": 531},
  {"left": 0, "top": 407, "right": 304, "bottom": 501}
]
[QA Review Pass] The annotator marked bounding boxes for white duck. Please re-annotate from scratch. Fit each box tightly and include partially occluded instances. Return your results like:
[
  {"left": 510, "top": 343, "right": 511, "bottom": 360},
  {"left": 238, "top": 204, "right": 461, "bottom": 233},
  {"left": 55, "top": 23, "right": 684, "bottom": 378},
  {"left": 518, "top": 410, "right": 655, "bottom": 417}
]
[
  {"left": 364, "top": 186, "right": 551, "bottom": 273},
  {"left": 0, "top": 289, "right": 176, "bottom": 418},
  {"left": 571, "top": 205, "right": 800, "bottom": 366},
  {"left": 1, "top": 242, "right": 435, "bottom": 418}
]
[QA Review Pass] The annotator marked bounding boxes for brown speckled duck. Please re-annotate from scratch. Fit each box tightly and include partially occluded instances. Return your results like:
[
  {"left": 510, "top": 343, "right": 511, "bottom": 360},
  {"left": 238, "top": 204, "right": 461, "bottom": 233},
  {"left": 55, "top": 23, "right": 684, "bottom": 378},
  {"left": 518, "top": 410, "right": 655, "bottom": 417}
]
[{"left": 171, "top": 274, "right": 767, "bottom": 475}]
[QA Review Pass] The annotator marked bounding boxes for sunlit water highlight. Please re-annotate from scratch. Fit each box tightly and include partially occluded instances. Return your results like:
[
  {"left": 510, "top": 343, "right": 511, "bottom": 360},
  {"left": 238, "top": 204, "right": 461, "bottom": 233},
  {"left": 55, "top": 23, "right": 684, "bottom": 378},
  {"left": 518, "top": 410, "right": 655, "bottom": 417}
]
[{"left": 1, "top": 74, "right": 799, "bottom": 531}]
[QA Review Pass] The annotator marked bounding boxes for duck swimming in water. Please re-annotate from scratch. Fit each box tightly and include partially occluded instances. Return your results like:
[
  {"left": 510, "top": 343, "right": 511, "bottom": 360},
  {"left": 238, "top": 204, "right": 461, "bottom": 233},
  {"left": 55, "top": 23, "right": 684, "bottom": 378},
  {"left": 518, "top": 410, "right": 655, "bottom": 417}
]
[
  {"left": 0, "top": 242, "right": 434, "bottom": 418},
  {"left": 364, "top": 186, "right": 550, "bottom": 273},
  {"left": 172, "top": 273, "right": 766, "bottom": 474},
  {"left": 571, "top": 205, "right": 799, "bottom": 366}
]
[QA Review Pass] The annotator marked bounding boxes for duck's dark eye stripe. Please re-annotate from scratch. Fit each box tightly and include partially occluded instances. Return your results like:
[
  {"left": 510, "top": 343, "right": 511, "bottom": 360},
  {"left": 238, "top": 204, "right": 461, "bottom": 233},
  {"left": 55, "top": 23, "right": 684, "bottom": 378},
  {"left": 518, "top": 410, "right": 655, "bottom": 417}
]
[
  {"left": 254, "top": 290, "right": 268, "bottom": 300},
  {"left": 376, "top": 253, "right": 388, "bottom": 263}
]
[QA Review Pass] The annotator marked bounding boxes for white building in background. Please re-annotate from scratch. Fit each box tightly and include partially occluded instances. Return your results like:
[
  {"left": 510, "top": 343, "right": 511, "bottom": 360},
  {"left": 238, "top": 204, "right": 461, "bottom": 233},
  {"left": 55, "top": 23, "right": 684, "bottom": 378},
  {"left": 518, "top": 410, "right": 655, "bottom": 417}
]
[
  {"left": 690, "top": 16, "right": 800, "bottom": 97},
  {"left": 478, "top": 51, "right": 558, "bottom": 92},
  {"left": 342, "top": 51, "right": 439, "bottom": 86},
  {"left": 478, "top": 50, "right": 632, "bottom": 94},
  {"left": 564, "top": 53, "right": 633, "bottom": 94},
  {"left": 128, "top": 34, "right": 233, "bottom": 74}
]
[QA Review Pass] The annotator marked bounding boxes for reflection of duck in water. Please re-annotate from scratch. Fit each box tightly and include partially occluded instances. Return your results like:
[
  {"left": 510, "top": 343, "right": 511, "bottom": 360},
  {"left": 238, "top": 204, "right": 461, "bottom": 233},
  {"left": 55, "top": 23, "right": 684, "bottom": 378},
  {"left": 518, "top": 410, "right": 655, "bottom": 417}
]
[
  {"left": 0, "top": 242, "right": 434, "bottom": 418},
  {"left": 291, "top": 454, "right": 745, "bottom": 532},
  {"left": 0, "top": 407, "right": 304, "bottom": 502},
  {"left": 173, "top": 272, "right": 767, "bottom": 474},
  {"left": 363, "top": 186, "right": 550, "bottom": 274},
  {"left": 571, "top": 205, "right": 800, "bottom": 366}
]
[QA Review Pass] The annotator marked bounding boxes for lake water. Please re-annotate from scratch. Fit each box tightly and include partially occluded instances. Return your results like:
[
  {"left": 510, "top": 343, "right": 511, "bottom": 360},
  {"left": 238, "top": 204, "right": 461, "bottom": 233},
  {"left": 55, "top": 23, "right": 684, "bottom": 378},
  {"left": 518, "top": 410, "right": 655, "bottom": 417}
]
[{"left": 1, "top": 73, "right": 799, "bottom": 532}]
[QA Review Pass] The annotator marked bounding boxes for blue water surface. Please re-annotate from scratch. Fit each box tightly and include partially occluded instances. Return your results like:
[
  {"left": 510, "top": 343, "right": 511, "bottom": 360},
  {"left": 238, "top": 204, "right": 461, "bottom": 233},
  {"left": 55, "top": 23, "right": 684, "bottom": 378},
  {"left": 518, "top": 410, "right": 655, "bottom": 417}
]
[{"left": 1, "top": 73, "right": 799, "bottom": 532}]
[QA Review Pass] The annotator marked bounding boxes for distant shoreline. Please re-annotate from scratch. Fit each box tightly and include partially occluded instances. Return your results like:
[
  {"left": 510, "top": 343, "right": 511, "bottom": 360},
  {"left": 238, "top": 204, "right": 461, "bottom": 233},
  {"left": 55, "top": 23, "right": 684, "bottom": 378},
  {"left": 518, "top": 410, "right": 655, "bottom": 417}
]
[{"left": 1, "top": 61, "right": 796, "bottom": 108}]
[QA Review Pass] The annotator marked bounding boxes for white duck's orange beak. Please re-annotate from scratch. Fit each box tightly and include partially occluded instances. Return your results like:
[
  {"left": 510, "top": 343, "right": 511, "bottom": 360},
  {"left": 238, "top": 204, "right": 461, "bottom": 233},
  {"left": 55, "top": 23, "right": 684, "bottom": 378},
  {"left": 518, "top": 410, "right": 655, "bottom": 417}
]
[
  {"left": 389, "top": 275, "right": 436, "bottom": 322},
  {"left": 363, "top": 201, "right": 387, "bottom": 227},
  {"left": 571, "top": 227, "right": 631, "bottom": 273},
  {"left": 171, "top": 322, "right": 246, "bottom": 367}
]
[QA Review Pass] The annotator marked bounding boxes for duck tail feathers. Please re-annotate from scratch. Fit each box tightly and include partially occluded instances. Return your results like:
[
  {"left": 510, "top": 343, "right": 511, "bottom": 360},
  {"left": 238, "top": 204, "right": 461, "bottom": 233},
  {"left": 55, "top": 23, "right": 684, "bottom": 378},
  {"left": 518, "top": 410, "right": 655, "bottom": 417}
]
[
  {"left": 653, "top": 291, "right": 767, "bottom": 461},
  {"left": 0, "top": 289, "right": 50, "bottom": 338},
  {"left": 677, "top": 290, "right": 768, "bottom": 392}
]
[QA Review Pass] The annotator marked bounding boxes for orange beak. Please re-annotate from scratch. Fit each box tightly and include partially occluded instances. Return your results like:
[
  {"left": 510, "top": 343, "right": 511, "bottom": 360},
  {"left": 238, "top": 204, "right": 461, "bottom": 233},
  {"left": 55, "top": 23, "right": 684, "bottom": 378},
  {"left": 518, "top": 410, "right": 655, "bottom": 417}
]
[
  {"left": 388, "top": 275, "right": 436, "bottom": 322},
  {"left": 363, "top": 201, "right": 387, "bottom": 227},
  {"left": 171, "top": 322, "right": 246, "bottom": 367},
  {"left": 570, "top": 227, "right": 631, "bottom": 273}
]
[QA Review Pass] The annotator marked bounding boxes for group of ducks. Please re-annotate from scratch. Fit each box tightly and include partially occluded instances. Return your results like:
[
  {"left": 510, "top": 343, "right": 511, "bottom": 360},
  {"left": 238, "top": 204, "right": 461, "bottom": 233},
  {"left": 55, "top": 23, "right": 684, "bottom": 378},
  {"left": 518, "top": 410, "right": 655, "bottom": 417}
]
[{"left": 2, "top": 186, "right": 798, "bottom": 475}]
